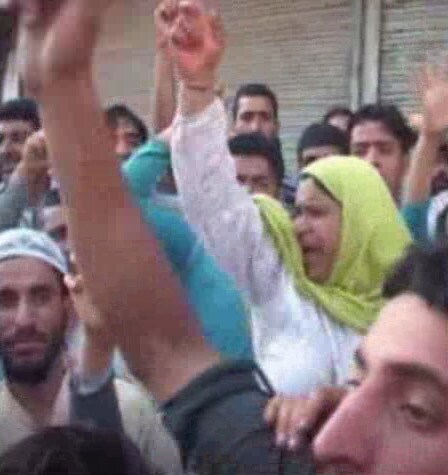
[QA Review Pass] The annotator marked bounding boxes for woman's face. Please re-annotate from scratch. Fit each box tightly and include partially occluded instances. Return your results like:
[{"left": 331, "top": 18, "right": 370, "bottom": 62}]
[{"left": 293, "top": 178, "right": 342, "bottom": 284}]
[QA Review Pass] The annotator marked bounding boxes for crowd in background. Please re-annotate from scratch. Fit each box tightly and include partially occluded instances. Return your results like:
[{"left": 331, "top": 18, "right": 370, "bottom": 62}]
[{"left": 1, "top": 0, "right": 448, "bottom": 474}]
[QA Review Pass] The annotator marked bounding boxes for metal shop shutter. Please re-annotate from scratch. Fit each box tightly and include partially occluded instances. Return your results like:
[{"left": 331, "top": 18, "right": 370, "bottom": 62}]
[
  {"left": 380, "top": 0, "right": 448, "bottom": 115},
  {"left": 95, "top": 0, "right": 353, "bottom": 170},
  {"left": 220, "top": 0, "right": 354, "bottom": 160},
  {"left": 95, "top": 0, "right": 157, "bottom": 127}
]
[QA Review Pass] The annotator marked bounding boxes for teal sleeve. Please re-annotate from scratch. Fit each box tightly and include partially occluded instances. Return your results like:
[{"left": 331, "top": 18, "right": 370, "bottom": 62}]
[
  {"left": 122, "top": 139, "right": 171, "bottom": 199},
  {"left": 401, "top": 201, "right": 430, "bottom": 243},
  {"left": 122, "top": 140, "right": 253, "bottom": 360}
]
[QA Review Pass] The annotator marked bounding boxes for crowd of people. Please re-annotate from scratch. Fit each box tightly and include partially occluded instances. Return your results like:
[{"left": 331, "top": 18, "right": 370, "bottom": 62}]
[{"left": 1, "top": 0, "right": 448, "bottom": 474}]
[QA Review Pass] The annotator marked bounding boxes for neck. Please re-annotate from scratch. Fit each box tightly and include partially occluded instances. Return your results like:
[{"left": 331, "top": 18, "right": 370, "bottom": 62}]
[{"left": 7, "top": 357, "right": 66, "bottom": 427}]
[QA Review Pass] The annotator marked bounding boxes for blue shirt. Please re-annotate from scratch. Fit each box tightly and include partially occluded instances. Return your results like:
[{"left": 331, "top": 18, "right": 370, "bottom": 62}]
[{"left": 123, "top": 140, "right": 252, "bottom": 360}]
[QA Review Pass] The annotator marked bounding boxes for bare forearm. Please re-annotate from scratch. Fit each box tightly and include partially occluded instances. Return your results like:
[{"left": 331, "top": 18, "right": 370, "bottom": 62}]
[
  {"left": 39, "top": 74, "right": 217, "bottom": 399},
  {"left": 153, "top": 51, "right": 176, "bottom": 133},
  {"left": 403, "top": 131, "right": 444, "bottom": 204}
]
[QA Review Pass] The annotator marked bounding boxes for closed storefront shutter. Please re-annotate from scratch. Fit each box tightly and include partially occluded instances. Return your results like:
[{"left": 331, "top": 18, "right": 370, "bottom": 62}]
[
  {"left": 380, "top": 0, "right": 448, "bottom": 115},
  {"left": 221, "top": 0, "right": 354, "bottom": 169},
  {"left": 95, "top": 0, "right": 354, "bottom": 170}
]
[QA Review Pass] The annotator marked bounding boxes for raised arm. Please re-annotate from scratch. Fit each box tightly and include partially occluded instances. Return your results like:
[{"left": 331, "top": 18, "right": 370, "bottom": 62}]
[
  {"left": 403, "top": 65, "right": 448, "bottom": 205},
  {"left": 167, "top": 1, "right": 284, "bottom": 305},
  {"left": 152, "top": 2, "right": 177, "bottom": 133},
  {"left": 13, "top": 0, "right": 218, "bottom": 402}
]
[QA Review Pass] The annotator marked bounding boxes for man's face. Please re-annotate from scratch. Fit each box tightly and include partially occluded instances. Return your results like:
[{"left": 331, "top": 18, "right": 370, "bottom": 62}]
[
  {"left": 234, "top": 154, "right": 279, "bottom": 198},
  {"left": 234, "top": 96, "right": 278, "bottom": 138},
  {"left": 0, "top": 120, "right": 35, "bottom": 182},
  {"left": 299, "top": 145, "right": 344, "bottom": 170},
  {"left": 0, "top": 257, "right": 68, "bottom": 385},
  {"left": 350, "top": 120, "right": 408, "bottom": 200},
  {"left": 113, "top": 118, "right": 143, "bottom": 162},
  {"left": 314, "top": 294, "right": 448, "bottom": 475}
]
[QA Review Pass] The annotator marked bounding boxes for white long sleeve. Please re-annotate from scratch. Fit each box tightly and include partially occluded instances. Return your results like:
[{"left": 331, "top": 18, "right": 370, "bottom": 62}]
[{"left": 171, "top": 99, "right": 284, "bottom": 306}]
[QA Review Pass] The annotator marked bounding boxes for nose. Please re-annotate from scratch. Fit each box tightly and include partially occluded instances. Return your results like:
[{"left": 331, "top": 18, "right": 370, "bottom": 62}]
[
  {"left": 15, "top": 299, "right": 35, "bottom": 329},
  {"left": 115, "top": 139, "right": 133, "bottom": 162},
  {"left": 249, "top": 116, "right": 263, "bottom": 133},
  {"left": 293, "top": 212, "right": 312, "bottom": 237},
  {"left": 363, "top": 147, "right": 381, "bottom": 171},
  {"left": 313, "top": 386, "right": 379, "bottom": 472}
]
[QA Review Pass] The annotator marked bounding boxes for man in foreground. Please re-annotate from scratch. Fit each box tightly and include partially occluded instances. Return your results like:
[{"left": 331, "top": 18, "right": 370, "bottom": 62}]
[{"left": 266, "top": 244, "right": 448, "bottom": 475}]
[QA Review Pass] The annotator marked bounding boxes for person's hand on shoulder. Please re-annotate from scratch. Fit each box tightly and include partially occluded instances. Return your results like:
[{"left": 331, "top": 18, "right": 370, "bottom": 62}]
[{"left": 264, "top": 387, "right": 347, "bottom": 451}]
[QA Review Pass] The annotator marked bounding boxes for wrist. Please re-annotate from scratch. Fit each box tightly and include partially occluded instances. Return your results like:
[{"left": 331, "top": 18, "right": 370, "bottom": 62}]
[{"left": 178, "top": 82, "right": 215, "bottom": 116}]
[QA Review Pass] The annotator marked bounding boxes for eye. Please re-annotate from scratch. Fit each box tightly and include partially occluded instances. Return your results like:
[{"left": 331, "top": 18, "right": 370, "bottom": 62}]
[
  {"left": 400, "top": 403, "right": 436, "bottom": 429},
  {"left": 345, "top": 378, "right": 361, "bottom": 391}
]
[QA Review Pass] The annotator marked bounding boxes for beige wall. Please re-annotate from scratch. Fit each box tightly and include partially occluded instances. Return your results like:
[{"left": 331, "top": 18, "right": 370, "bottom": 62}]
[{"left": 95, "top": 0, "right": 354, "bottom": 170}]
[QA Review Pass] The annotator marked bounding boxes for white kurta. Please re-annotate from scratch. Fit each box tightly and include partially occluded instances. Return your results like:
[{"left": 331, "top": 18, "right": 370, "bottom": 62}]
[{"left": 171, "top": 99, "right": 361, "bottom": 395}]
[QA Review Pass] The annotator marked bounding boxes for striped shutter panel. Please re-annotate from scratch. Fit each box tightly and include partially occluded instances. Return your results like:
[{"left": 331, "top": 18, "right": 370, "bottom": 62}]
[
  {"left": 95, "top": 0, "right": 157, "bottom": 126},
  {"left": 380, "top": 0, "right": 448, "bottom": 115},
  {"left": 95, "top": 0, "right": 354, "bottom": 170},
  {"left": 220, "top": 0, "right": 354, "bottom": 170}
]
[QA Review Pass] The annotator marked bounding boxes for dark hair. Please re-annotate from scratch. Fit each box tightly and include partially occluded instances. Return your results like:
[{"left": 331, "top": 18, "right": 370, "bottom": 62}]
[
  {"left": 0, "top": 98, "right": 41, "bottom": 130},
  {"left": 349, "top": 104, "right": 417, "bottom": 154},
  {"left": 232, "top": 83, "right": 279, "bottom": 121},
  {"left": 228, "top": 132, "right": 285, "bottom": 184},
  {"left": 297, "top": 123, "right": 350, "bottom": 157},
  {"left": 323, "top": 106, "right": 353, "bottom": 125},
  {"left": 383, "top": 244, "right": 448, "bottom": 315},
  {"left": 0, "top": 427, "right": 152, "bottom": 475},
  {"left": 105, "top": 104, "right": 148, "bottom": 145}
]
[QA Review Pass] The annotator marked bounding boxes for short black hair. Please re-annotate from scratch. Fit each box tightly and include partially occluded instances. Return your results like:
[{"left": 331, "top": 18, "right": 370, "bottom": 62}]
[
  {"left": 0, "top": 427, "right": 153, "bottom": 475},
  {"left": 323, "top": 106, "right": 353, "bottom": 125},
  {"left": 297, "top": 123, "right": 350, "bottom": 157},
  {"left": 349, "top": 104, "right": 417, "bottom": 154},
  {"left": 232, "top": 83, "right": 279, "bottom": 122},
  {"left": 383, "top": 244, "right": 448, "bottom": 315},
  {"left": 0, "top": 98, "right": 41, "bottom": 130},
  {"left": 105, "top": 104, "right": 149, "bottom": 145},
  {"left": 228, "top": 132, "right": 285, "bottom": 184}
]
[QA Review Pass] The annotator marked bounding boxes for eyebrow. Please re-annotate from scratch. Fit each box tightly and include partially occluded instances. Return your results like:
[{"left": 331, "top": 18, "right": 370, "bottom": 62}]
[{"left": 354, "top": 348, "right": 448, "bottom": 394}]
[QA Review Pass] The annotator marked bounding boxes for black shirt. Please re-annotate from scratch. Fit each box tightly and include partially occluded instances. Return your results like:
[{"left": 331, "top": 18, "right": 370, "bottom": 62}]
[{"left": 163, "top": 360, "right": 316, "bottom": 475}]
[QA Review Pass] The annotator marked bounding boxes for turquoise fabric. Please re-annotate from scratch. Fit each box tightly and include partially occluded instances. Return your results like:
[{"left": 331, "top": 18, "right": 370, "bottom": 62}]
[
  {"left": 123, "top": 140, "right": 252, "bottom": 360},
  {"left": 401, "top": 201, "right": 430, "bottom": 243}
]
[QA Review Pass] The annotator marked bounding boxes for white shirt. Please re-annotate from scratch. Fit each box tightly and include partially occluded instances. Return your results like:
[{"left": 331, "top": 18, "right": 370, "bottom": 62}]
[{"left": 171, "top": 99, "right": 361, "bottom": 395}]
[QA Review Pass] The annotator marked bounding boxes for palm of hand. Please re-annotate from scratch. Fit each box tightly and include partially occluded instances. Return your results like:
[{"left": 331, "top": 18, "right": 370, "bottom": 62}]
[
  {"left": 423, "top": 82, "right": 448, "bottom": 133},
  {"left": 170, "top": 11, "right": 224, "bottom": 85}
]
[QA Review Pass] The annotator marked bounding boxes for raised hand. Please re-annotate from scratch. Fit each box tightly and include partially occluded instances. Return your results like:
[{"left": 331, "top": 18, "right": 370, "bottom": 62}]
[
  {"left": 417, "top": 63, "right": 448, "bottom": 135},
  {"left": 165, "top": 0, "right": 225, "bottom": 89},
  {"left": 16, "top": 130, "right": 50, "bottom": 203},
  {"left": 64, "top": 254, "right": 114, "bottom": 350},
  {"left": 10, "top": 0, "right": 115, "bottom": 98}
]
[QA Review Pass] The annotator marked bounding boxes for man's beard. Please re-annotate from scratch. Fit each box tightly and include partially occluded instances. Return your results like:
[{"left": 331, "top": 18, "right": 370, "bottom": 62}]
[{"left": 0, "top": 331, "right": 65, "bottom": 386}]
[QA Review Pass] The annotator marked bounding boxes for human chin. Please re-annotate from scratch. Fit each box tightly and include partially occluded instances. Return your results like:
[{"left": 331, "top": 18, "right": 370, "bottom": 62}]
[{"left": 0, "top": 337, "right": 63, "bottom": 385}]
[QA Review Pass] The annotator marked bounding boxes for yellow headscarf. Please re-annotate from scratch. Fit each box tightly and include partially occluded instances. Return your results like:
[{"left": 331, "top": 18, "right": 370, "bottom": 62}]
[{"left": 254, "top": 156, "right": 412, "bottom": 333}]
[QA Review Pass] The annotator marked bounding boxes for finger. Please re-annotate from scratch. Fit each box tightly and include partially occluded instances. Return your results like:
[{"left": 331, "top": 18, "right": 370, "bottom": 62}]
[
  {"left": 264, "top": 396, "right": 281, "bottom": 424},
  {"left": 276, "top": 401, "right": 295, "bottom": 447},
  {"left": 64, "top": 273, "right": 84, "bottom": 294},
  {"left": 209, "top": 10, "right": 225, "bottom": 44},
  {"left": 178, "top": 0, "right": 203, "bottom": 18}
]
